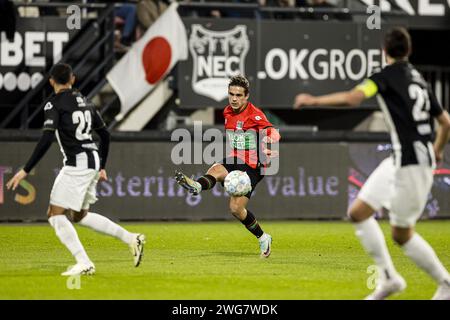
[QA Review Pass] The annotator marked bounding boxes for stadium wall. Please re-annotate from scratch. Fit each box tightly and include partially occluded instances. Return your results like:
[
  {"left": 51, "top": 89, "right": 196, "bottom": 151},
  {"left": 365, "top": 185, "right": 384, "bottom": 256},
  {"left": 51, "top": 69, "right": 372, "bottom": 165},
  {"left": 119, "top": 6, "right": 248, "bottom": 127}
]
[
  {"left": 1, "top": 136, "right": 449, "bottom": 222},
  {"left": 178, "top": 19, "right": 389, "bottom": 109}
]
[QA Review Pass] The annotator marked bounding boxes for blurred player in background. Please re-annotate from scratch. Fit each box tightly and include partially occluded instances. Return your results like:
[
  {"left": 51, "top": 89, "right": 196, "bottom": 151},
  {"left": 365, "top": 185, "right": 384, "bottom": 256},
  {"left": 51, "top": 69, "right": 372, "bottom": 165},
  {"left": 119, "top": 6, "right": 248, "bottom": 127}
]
[
  {"left": 294, "top": 27, "right": 450, "bottom": 300},
  {"left": 175, "top": 75, "right": 281, "bottom": 258},
  {"left": 7, "top": 63, "right": 146, "bottom": 276}
]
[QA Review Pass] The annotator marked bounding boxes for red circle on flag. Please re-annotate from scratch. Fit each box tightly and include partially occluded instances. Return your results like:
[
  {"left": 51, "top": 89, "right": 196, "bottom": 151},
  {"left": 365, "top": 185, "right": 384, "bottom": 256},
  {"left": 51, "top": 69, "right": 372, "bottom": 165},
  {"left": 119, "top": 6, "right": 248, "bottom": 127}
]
[{"left": 142, "top": 37, "right": 172, "bottom": 85}]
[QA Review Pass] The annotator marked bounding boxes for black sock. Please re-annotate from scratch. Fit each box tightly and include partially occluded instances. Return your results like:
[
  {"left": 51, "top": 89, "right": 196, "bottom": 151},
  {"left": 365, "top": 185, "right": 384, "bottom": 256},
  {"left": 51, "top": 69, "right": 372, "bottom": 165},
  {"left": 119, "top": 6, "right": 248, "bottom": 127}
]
[
  {"left": 241, "top": 210, "right": 264, "bottom": 238},
  {"left": 196, "top": 174, "right": 216, "bottom": 191}
]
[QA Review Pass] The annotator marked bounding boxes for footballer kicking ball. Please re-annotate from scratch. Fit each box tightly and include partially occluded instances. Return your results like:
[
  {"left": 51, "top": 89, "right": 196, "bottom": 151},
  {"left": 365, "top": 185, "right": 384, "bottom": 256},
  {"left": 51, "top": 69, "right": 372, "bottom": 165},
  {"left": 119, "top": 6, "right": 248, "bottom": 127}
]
[{"left": 224, "top": 170, "right": 252, "bottom": 197}]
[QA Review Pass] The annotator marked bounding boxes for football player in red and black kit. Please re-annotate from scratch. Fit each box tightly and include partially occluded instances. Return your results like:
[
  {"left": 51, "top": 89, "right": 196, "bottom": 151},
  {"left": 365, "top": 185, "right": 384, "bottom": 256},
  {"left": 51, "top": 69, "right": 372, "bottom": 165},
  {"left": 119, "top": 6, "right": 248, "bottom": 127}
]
[{"left": 175, "top": 75, "right": 281, "bottom": 258}]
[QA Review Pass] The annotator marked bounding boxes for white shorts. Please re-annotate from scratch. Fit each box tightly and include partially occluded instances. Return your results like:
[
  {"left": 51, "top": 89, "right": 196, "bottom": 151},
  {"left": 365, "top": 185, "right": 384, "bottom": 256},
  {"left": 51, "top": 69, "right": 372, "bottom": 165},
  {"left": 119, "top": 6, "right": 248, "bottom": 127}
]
[
  {"left": 50, "top": 166, "right": 100, "bottom": 212},
  {"left": 358, "top": 157, "right": 433, "bottom": 227}
]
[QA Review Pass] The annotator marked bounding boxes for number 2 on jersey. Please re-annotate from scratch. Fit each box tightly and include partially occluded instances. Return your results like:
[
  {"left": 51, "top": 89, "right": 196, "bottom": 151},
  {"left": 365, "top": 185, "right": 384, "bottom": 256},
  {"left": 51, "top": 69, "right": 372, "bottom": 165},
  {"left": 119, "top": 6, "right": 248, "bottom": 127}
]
[
  {"left": 409, "top": 83, "right": 431, "bottom": 135},
  {"left": 72, "top": 110, "right": 92, "bottom": 140}
]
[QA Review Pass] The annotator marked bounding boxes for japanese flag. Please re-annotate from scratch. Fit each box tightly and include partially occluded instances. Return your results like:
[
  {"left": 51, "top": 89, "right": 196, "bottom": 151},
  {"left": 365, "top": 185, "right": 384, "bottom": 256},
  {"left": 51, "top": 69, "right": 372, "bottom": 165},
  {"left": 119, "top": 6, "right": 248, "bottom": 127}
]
[{"left": 107, "top": 3, "right": 188, "bottom": 116}]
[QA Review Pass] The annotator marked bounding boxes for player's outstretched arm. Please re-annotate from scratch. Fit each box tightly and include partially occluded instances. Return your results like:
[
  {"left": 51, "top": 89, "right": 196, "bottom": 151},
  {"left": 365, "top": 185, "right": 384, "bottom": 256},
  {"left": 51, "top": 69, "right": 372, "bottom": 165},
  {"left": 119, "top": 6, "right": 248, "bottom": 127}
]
[
  {"left": 294, "top": 89, "right": 366, "bottom": 109},
  {"left": 294, "top": 78, "right": 377, "bottom": 109},
  {"left": 433, "top": 110, "right": 450, "bottom": 163},
  {"left": 7, "top": 130, "right": 55, "bottom": 190}
]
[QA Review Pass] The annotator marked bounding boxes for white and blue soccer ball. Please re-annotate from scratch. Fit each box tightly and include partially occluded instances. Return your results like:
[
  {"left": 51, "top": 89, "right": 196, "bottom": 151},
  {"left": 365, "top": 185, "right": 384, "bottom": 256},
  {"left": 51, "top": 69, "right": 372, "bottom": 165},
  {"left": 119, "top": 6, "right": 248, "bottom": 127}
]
[{"left": 224, "top": 170, "right": 252, "bottom": 197}]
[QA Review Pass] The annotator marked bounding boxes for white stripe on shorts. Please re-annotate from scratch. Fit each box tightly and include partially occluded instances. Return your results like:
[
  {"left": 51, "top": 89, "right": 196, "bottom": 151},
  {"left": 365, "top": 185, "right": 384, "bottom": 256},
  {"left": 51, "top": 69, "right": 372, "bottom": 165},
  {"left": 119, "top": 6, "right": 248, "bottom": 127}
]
[
  {"left": 93, "top": 150, "right": 100, "bottom": 171},
  {"left": 76, "top": 152, "right": 88, "bottom": 169}
]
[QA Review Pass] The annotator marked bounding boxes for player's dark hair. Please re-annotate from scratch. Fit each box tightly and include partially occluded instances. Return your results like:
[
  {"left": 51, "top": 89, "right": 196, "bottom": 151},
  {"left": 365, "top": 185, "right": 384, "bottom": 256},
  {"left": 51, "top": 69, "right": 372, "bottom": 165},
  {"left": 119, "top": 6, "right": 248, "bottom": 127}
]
[
  {"left": 229, "top": 75, "right": 249, "bottom": 95},
  {"left": 384, "top": 27, "right": 412, "bottom": 60},
  {"left": 50, "top": 63, "right": 73, "bottom": 85}
]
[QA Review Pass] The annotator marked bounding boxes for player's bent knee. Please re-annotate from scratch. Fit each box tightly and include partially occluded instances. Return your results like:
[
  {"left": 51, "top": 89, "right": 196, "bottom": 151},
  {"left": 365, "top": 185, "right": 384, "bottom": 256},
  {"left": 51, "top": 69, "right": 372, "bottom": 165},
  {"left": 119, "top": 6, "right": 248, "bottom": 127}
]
[
  {"left": 47, "top": 205, "right": 67, "bottom": 218},
  {"left": 229, "top": 204, "right": 240, "bottom": 216},
  {"left": 347, "top": 208, "right": 357, "bottom": 221},
  {"left": 229, "top": 203, "right": 244, "bottom": 218},
  {"left": 207, "top": 164, "right": 228, "bottom": 181},
  {"left": 71, "top": 210, "right": 88, "bottom": 223},
  {"left": 347, "top": 199, "right": 374, "bottom": 223},
  {"left": 391, "top": 227, "right": 413, "bottom": 245},
  {"left": 392, "top": 233, "right": 407, "bottom": 245},
  {"left": 347, "top": 206, "right": 363, "bottom": 222}
]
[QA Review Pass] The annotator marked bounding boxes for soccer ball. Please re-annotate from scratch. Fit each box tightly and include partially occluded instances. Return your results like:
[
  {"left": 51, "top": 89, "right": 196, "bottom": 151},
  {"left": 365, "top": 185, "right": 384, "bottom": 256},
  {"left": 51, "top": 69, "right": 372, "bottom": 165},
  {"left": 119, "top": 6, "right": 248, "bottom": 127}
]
[{"left": 224, "top": 170, "right": 252, "bottom": 197}]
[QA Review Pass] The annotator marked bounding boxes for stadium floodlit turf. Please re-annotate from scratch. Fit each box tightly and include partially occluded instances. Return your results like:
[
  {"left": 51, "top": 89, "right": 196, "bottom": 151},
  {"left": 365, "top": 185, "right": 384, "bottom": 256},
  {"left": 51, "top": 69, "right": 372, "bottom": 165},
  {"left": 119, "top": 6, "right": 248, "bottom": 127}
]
[{"left": 0, "top": 220, "right": 449, "bottom": 300}]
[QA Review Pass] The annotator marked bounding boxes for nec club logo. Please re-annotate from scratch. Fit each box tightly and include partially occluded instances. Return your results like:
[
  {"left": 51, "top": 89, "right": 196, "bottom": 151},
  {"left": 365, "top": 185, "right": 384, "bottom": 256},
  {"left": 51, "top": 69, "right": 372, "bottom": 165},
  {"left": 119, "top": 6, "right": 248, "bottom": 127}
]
[{"left": 189, "top": 24, "right": 249, "bottom": 102}]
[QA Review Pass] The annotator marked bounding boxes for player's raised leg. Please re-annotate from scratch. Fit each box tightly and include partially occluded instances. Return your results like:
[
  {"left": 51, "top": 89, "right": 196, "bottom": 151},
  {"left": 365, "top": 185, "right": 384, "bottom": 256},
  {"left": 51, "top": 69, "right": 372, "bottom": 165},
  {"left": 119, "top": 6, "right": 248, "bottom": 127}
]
[
  {"left": 47, "top": 205, "right": 95, "bottom": 276},
  {"left": 229, "top": 196, "right": 272, "bottom": 258},
  {"left": 348, "top": 199, "right": 405, "bottom": 299},
  {"left": 175, "top": 170, "right": 202, "bottom": 195},
  {"left": 175, "top": 163, "right": 228, "bottom": 195}
]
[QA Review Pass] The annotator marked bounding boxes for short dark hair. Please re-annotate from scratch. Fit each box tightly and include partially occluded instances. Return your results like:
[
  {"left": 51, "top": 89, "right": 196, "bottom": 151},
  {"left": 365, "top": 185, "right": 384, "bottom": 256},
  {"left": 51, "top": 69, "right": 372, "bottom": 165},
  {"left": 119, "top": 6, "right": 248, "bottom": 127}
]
[
  {"left": 50, "top": 63, "right": 73, "bottom": 85},
  {"left": 384, "top": 27, "right": 412, "bottom": 59},
  {"left": 229, "top": 75, "right": 249, "bottom": 95}
]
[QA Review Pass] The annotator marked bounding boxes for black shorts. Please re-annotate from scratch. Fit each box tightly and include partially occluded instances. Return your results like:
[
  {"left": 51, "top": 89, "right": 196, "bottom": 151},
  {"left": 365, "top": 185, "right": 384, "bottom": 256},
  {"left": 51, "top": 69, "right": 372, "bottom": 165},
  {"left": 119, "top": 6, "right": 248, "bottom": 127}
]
[{"left": 219, "top": 157, "right": 263, "bottom": 198}]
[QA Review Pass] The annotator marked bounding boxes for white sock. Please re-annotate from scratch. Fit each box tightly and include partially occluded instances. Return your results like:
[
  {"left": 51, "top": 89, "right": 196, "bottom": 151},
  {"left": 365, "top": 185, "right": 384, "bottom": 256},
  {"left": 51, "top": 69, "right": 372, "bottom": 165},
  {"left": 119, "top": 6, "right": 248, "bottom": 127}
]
[
  {"left": 79, "top": 212, "right": 134, "bottom": 245},
  {"left": 258, "top": 233, "right": 268, "bottom": 242},
  {"left": 354, "top": 217, "right": 398, "bottom": 281},
  {"left": 48, "top": 215, "right": 91, "bottom": 265},
  {"left": 402, "top": 233, "right": 450, "bottom": 284}
]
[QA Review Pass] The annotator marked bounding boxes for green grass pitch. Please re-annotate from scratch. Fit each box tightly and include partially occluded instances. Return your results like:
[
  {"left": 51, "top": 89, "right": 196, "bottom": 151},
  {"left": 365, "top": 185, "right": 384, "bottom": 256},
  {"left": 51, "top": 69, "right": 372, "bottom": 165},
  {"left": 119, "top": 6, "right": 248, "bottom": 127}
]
[{"left": 0, "top": 220, "right": 449, "bottom": 300}]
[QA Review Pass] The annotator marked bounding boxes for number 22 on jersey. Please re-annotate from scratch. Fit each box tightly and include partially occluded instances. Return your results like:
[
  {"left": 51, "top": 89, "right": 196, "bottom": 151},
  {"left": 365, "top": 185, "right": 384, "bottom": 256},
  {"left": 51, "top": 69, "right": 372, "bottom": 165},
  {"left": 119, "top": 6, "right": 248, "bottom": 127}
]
[
  {"left": 72, "top": 110, "right": 92, "bottom": 141},
  {"left": 409, "top": 83, "right": 431, "bottom": 135}
]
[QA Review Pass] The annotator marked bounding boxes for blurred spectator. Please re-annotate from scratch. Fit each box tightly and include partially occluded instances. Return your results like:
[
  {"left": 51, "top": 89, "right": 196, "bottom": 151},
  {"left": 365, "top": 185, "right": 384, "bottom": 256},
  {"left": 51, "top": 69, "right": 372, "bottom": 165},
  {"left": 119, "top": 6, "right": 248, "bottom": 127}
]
[
  {"left": 228, "top": 0, "right": 262, "bottom": 19},
  {"left": 262, "top": 0, "right": 295, "bottom": 5},
  {"left": 18, "top": 0, "right": 82, "bottom": 17},
  {"left": 0, "top": 0, "right": 16, "bottom": 40},
  {"left": 37, "top": 0, "right": 59, "bottom": 16},
  {"left": 136, "top": 0, "right": 168, "bottom": 31},
  {"left": 295, "top": 0, "right": 307, "bottom": 6},
  {"left": 262, "top": 0, "right": 296, "bottom": 19},
  {"left": 301, "top": 0, "right": 351, "bottom": 20},
  {"left": 15, "top": 0, "right": 39, "bottom": 17},
  {"left": 183, "top": 0, "right": 229, "bottom": 18},
  {"left": 178, "top": 0, "right": 260, "bottom": 19},
  {"left": 201, "top": 0, "right": 225, "bottom": 18},
  {"left": 115, "top": 2, "right": 137, "bottom": 46}
]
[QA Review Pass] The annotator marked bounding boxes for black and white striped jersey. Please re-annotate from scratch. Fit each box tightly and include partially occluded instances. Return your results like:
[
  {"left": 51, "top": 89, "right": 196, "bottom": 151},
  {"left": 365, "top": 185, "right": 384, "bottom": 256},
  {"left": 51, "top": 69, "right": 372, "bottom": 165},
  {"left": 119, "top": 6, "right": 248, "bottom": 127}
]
[
  {"left": 43, "top": 89, "right": 106, "bottom": 170},
  {"left": 369, "top": 61, "right": 443, "bottom": 168}
]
